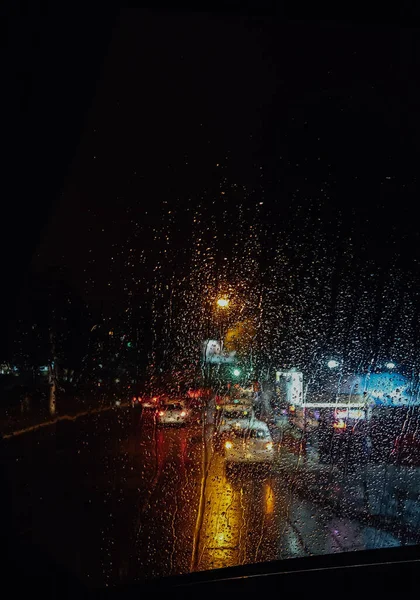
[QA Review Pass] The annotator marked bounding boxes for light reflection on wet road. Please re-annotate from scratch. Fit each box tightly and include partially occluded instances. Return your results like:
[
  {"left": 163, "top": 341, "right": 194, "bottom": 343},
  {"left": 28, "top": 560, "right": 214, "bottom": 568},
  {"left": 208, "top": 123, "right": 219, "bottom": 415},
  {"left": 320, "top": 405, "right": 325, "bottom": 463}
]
[{"left": 2, "top": 407, "right": 412, "bottom": 587}]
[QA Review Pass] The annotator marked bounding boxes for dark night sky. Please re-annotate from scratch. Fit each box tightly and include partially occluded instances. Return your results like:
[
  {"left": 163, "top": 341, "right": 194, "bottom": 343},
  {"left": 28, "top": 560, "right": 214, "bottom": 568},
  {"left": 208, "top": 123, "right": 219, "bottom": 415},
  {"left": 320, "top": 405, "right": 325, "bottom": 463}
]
[
  {"left": 35, "top": 16, "right": 420, "bottom": 277},
  {"left": 4, "top": 7, "right": 420, "bottom": 356}
]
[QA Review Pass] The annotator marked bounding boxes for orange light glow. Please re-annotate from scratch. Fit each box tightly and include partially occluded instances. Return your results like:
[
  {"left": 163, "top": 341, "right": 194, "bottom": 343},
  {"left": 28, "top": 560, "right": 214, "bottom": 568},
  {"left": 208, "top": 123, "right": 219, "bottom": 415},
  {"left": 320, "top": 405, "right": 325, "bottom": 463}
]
[
  {"left": 333, "top": 420, "right": 347, "bottom": 430},
  {"left": 159, "top": 411, "right": 164, "bottom": 416},
  {"left": 266, "top": 442, "right": 273, "bottom": 450},
  {"left": 265, "top": 483, "right": 275, "bottom": 515},
  {"left": 181, "top": 411, "right": 186, "bottom": 417},
  {"left": 225, "top": 441, "right": 233, "bottom": 449}
]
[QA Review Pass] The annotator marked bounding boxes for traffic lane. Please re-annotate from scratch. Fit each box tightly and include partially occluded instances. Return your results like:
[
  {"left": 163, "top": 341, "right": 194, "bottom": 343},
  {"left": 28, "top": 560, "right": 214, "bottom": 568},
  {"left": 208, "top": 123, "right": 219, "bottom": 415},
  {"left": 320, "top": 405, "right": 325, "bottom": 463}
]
[
  {"left": 130, "top": 422, "right": 282, "bottom": 578},
  {"left": 131, "top": 422, "right": 205, "bottom": 580},
  {"left": 2, "top": 408, "right": 166, "bottom": 587},
  {"left": 2, "top": 407, "right": 405, "bottom": 586},
  {"left": 2, "top": 406, "right": 208, "bottom": 585},
  {"left": 196, "top": 452, "right": 278, "bottom": 571},
  {"left": 204, "top": 410, "right": 417, "bottom": 564},
  {"left": 195, "top": 431, "right": 409, "bottom": 572},
  {"left": 138, "top": 411, "right": 418, "bottom": 564}
]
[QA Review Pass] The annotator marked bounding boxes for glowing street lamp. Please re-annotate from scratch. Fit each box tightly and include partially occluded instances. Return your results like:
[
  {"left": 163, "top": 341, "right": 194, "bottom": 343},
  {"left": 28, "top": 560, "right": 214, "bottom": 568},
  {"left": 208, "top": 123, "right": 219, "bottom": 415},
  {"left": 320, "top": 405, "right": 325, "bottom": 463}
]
[
  {"left": 385, "top": 361, "right": 396, "bottom": 370},
  {"left": 233, "top": 368, "right": 241, "bottom": 377},
  {"left": 327, "top": 359, "right": 340, "bottom": 369},
  {"left": 216, "top": 297, "right": 229, "bottom": 308}
]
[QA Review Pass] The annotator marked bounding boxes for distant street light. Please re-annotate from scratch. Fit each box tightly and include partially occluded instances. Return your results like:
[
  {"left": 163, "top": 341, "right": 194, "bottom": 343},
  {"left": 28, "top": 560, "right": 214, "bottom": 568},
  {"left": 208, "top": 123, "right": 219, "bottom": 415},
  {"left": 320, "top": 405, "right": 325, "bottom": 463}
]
[
  {"left": 327, "top": 360, "right": 340, "bottom": 369},
  {"left": 216, "top": 298, "right": 229, "bottom": 308},
  {"left": 233, "top": 368, "right": 241, "bottom": 377},
  {"left": 385, "top": 362, "right": 396, "bottom": 370}
]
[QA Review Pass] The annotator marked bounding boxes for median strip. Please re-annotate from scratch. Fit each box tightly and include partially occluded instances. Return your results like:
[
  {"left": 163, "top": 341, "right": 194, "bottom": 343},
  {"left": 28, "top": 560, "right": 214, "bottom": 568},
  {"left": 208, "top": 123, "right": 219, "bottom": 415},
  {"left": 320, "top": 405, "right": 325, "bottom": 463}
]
[{"left": 2, "top": 402, "right": 130, "bottom": 439}]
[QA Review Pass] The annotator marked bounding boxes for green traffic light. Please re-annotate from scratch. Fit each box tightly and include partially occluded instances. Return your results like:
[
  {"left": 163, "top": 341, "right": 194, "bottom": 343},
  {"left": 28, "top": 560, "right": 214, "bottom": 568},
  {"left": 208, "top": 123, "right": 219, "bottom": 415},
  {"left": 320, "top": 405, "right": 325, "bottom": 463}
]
[{"left": 127, "top": 342, "right": 132, "bottom": 348}]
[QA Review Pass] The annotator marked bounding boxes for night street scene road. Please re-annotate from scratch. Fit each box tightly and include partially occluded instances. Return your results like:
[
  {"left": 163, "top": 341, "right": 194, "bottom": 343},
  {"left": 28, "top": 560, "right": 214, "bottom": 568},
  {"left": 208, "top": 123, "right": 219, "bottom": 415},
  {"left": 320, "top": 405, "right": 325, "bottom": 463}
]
[{"left": 3, "top": 6, "right": 420, "bottom": 594}]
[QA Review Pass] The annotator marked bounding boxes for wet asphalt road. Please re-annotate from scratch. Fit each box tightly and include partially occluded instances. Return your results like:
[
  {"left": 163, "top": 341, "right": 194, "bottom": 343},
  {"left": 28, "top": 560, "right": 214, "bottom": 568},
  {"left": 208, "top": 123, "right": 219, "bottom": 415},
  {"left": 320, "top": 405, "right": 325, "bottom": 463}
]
[{"left": 2, "top": 406, "right": 417, "bottom": 587}]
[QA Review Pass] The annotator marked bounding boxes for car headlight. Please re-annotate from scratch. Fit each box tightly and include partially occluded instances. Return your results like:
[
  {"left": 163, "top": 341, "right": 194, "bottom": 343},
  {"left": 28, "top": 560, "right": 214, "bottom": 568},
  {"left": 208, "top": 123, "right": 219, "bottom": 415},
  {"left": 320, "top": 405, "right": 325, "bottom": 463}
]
[{"left": 225, "top": 441, "right": 233, "bottom": 449}]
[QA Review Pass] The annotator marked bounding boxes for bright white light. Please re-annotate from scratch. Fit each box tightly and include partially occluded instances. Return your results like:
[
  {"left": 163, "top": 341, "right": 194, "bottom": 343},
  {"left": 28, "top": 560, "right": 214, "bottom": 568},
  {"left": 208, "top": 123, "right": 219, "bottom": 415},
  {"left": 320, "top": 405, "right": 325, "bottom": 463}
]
[
  {"left": 327, "top": 360, "right": 339, "bottom": 369},
  {"left": 233, "top": 369, "right": 241, "bottom": 377},
  {"left": 385, "top": 362, "right": 396, "bottom": 370},
  {"left": 216, "top": 298, "right": 229, "bottom": 308}
]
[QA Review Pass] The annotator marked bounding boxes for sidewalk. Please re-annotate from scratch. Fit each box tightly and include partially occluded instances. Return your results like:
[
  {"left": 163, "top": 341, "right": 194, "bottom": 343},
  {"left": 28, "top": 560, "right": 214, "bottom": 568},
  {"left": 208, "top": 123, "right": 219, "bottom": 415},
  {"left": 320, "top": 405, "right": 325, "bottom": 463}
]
[{"left": 270, "top": 417, "right": 420, "bottom": 543}]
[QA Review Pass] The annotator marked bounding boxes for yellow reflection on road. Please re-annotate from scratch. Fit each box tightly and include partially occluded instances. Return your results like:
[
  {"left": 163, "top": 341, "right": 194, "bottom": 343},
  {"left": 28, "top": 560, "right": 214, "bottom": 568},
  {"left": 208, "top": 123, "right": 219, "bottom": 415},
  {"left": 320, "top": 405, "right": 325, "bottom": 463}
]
[
  {"left": 264, "top": 482, "right": 275, "bottom": 515},
  {"left": 198, "top": 455, "right": 243, "bottom": 571}
]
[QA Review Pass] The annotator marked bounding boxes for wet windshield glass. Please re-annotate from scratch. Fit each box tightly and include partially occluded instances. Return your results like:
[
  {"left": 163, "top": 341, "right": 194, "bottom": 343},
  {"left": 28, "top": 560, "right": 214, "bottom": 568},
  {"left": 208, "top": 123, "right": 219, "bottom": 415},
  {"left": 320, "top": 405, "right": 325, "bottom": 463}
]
[
  {"left": 229, "top": 429, "right": 268, "bottom": 440},
  {"left": 3, "top": 8, "right": 420, "bottom": 589},
  {"left": 224, "top": 411, "right": 250, "bottom": 419}
]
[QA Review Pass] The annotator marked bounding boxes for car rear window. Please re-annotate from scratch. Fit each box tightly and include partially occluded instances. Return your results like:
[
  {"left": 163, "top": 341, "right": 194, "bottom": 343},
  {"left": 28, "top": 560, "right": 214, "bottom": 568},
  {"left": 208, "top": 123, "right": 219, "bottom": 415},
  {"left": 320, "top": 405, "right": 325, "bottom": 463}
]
[
  {"left": 224, "top": 410, "right": 250, "bottom": 419},
  {"left": 229, "top": 428, "right": 268, "bottom": 439}
]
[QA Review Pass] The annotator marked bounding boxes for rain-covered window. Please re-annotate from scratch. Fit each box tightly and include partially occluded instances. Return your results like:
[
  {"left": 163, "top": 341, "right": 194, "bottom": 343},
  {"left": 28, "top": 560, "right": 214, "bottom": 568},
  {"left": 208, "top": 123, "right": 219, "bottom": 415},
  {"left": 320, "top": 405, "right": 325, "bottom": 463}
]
[
  {"left": 2, "top": 8, "right": 420, "bottom": 589},
  {"left": 223, "top": 410, "right": 250, "bottom": 419},
  {"left": 229, "top": 428, "right": 269, "bottom": 440}
]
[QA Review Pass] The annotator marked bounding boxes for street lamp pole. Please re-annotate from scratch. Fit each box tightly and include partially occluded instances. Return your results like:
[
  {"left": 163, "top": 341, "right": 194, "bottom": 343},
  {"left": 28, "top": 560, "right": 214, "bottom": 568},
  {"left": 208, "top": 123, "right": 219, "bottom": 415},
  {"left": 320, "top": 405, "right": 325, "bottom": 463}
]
[{"left": 216, "top": 297, "right": 230, "bottom": 348}]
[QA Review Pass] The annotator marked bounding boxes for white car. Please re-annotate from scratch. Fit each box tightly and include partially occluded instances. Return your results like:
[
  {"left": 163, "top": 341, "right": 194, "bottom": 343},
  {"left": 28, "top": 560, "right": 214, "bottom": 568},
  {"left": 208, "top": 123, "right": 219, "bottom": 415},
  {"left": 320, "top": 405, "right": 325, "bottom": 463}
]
[
  {"left": 234, "top": 395, "right": 254, "bottom": 407},
  {"left": 215, "top": 404, "right": 255, "bottom": 447},
  {"left": 219, "top": 404, "right": 255, "bottom": 427},
  {"left": 223, "top": 420, "right": 274, "bottom": 466},
  {"left": 156, "top": 401, "right": 189, "bottom": 426}
]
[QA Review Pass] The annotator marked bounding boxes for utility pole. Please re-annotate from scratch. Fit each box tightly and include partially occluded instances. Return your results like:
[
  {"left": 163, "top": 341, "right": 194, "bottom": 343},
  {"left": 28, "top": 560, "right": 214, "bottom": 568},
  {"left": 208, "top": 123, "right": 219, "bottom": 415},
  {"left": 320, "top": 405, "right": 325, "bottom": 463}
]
[{"left": 48, "top": 328, "right": 57, "bottom": 416}]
